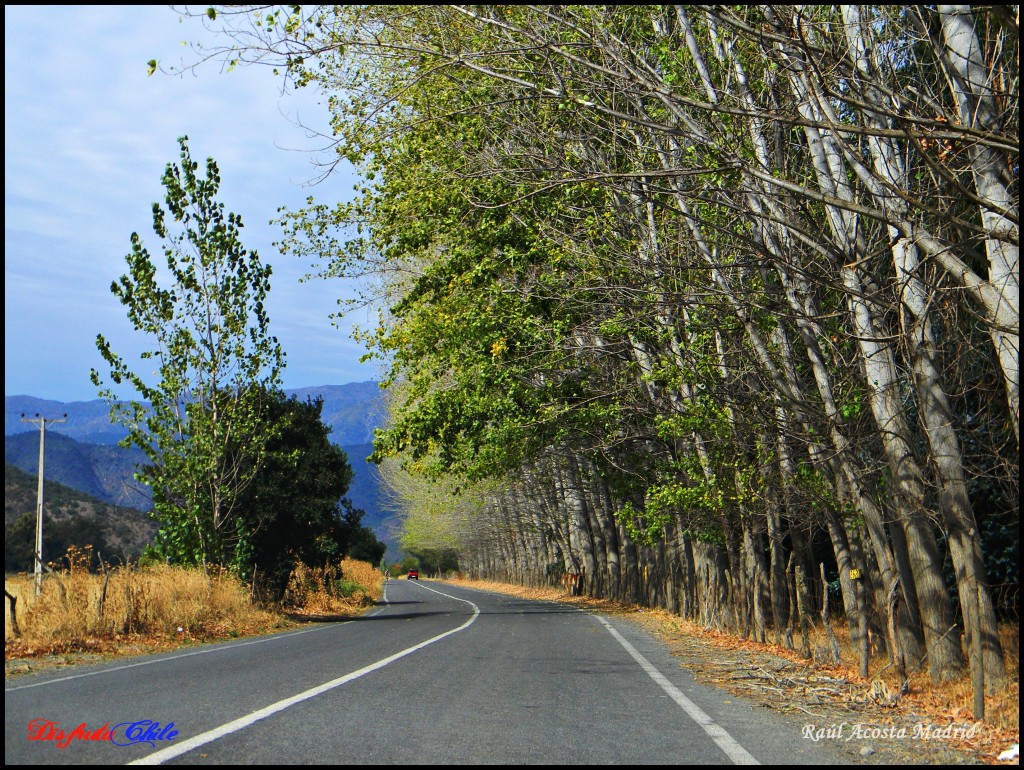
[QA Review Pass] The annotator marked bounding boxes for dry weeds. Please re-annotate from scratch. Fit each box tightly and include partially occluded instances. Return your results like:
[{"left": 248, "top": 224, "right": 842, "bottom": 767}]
[
  {"left": 282, "top": 557, "right": 384, "bottom": 619},
  {"left": 5, "top": 549, "right": 384, "bottom": 671}
]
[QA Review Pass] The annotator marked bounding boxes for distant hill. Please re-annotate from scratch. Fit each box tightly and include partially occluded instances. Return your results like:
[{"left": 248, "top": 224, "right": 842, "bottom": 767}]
[
  {"left": 5, "top": 396, "right": 128, "bottom": 445},
  {"left": 5, "top": 464, "right": 157, "bottom": 570},
  {"left": 4, "top": 383, "right": 402, "bottom": 558},
  {"left": 286, "top": 383, "right": 388, "bottom": 445},
  {"left": 4, "top": 431, "right": 151, "bottom": 510},
  {"left": 337, "top": 442, "right": 402, "bottom": 554}
]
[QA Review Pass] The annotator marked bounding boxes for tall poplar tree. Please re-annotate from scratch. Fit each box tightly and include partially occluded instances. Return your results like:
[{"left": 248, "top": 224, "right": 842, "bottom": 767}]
[{"left": 91, "top": 136, "right": 285, "bottom": 569}]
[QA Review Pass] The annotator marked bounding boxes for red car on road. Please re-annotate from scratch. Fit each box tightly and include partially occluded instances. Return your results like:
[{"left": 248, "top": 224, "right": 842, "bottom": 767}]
[{"left": 407, "top": 569, "right": 419, "bottom": 580}]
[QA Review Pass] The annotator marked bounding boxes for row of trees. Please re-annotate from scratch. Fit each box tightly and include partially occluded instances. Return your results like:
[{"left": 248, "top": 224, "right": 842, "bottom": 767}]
[
  {"left": 92, "top": 137, "right": 384, "bottom": 597},
  {"left": 184, "top": 5, "right": 1017, "bottom": 714}
]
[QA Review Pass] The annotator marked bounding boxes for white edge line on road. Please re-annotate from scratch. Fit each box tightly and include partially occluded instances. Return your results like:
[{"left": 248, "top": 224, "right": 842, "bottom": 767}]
[
  {"left": 7, "top": 591, "right": 395, "bottom": 694},
  {"left": 129, "top": 583, "right": 479, "bottom": 765},
  {"left": 595, "top": 615, "right": 759, "bottom": 766},
  {"left": 4, "top": 623, "right": 349, "bottom": 692}
]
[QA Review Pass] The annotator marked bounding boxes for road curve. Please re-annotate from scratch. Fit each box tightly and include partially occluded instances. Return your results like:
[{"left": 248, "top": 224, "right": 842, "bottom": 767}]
[{"left": 5, "top": 580, "right": 847, "bottom": 764}]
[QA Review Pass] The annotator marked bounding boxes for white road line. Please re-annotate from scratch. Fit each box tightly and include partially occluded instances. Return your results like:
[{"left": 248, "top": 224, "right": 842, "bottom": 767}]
[
  {"left": 4, "top": 623, "right": 349, "bottom": 692},
  {"left": 8, "top": 591, "right": 394, "bottom": 694},
  {"left": 129, "top": 585, "right": 480, "bottom": 765},
  {"left": 595, "top": 616, "right": 759, "bottom": 765}
]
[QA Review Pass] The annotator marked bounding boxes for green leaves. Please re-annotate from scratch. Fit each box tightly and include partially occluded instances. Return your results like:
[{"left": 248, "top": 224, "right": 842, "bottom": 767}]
[
  {"left": 203, "top": 6, "right": 1017, "bottom": 605},
  {"left": 614, "top": 501, "right": 669, "bottom": 547},
  {"left": 92, "top": 136, "right": 285, "bottom": 569}
]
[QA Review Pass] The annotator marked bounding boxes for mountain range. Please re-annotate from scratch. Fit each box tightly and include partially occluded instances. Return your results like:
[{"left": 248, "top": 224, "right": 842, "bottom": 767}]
[
  {"left": 5, "top": 463, "right": 158, "bottom": 569},
  {"left": 4, "top": 383, "right": 402, "bottom": 559},
  {"left": 5, "top": 382, "right": 387, "bottom": 447}
]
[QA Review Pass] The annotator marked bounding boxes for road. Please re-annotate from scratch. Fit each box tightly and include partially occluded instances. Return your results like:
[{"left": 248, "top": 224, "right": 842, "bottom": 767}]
[{"left": 5, "top": 580, "right": 849, "bottom": 764}]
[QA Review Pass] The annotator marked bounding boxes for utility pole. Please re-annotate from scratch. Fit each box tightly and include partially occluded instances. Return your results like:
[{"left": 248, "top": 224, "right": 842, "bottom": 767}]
[{"left": 20, "top": 412, "right": 67, "bottom": 595}]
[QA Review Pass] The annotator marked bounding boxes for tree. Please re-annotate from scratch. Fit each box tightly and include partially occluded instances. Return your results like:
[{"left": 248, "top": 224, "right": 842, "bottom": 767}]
[
  {"left": 230, "top": 390, "right": 386, "bottom": 596},
  {"left": 91, "top": 136, "right": 285, "bottom": 570}
]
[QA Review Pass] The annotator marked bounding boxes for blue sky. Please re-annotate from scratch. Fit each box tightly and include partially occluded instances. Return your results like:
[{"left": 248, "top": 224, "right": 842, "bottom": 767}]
[{"left": 5, "top": 6, "right": 379, "bottom": 403}]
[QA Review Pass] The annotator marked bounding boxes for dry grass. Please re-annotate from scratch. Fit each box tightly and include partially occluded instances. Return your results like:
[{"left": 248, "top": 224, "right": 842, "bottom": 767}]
[
  {"left": 450, "top": 577, "right": 1020, "bottom": 765},
  {"left": 5, "top": 547, "right": 281, "bottom": 656},
  {"left": 282, "top": 557, "right": 384, "bottom": 618},
  {"left": 5, "top": 548, "right": 383, "bottom": 663}
]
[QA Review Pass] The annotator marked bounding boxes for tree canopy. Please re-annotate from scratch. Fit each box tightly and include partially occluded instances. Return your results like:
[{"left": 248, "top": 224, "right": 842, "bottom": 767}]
[{"left": 178, "top": 5, "right": 1018, "bottom": 715}]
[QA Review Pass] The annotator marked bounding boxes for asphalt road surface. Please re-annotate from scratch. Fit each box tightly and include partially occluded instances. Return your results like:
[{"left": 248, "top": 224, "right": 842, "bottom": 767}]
[{"left": 5, "top": 580, "right": 851, "bottom": 764}]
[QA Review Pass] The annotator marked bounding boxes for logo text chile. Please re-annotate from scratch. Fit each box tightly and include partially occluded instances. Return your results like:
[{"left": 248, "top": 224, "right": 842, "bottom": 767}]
[{"left": 28, "top": 719, "right": 179, "bottom": 749}]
